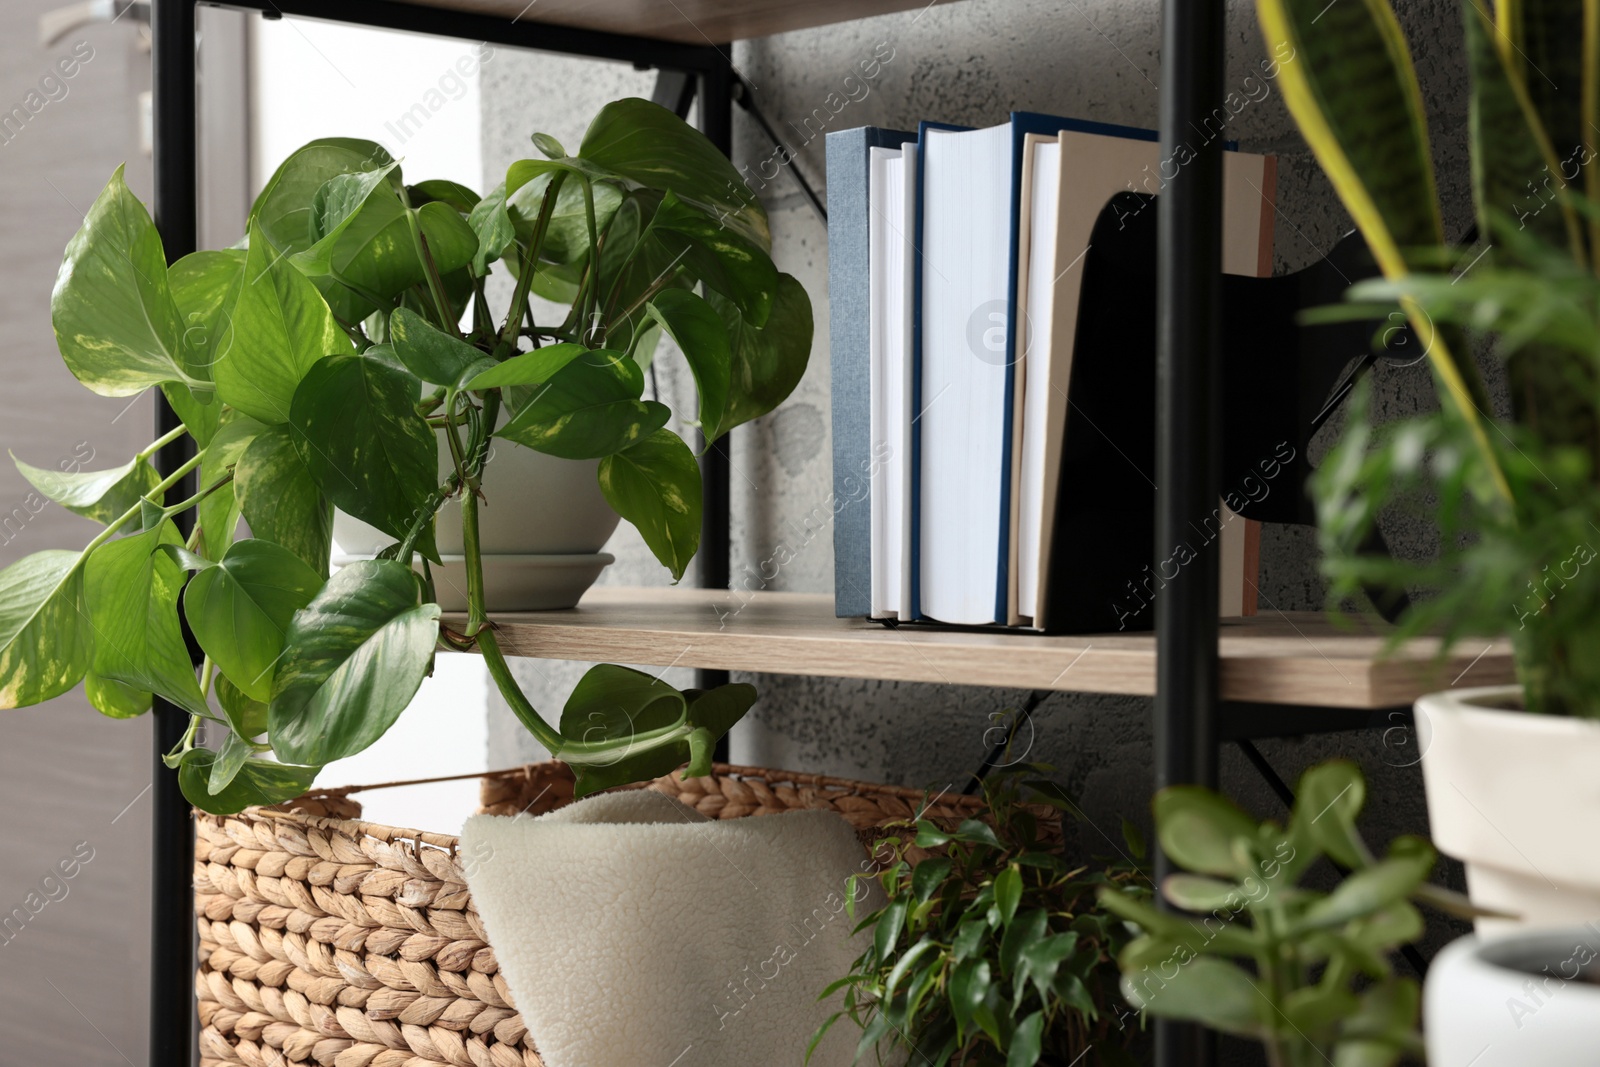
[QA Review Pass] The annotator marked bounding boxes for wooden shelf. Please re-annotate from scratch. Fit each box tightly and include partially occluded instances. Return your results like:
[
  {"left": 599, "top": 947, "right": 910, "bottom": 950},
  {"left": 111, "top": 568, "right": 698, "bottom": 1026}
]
[
  {"left": 391, "top": 0, "right": 939, "bottom": 44},
  {"left": 470, "top": 586, "right": 1513, "bottom": 709}
]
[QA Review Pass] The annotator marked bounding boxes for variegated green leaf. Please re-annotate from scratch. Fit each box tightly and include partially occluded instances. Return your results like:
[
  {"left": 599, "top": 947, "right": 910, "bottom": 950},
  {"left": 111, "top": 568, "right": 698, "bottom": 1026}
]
[
  {"left": 598, "top": 428, "right": 701, "bottom": 580},
  {"left": 235, "top": 425, "right": 333, "bottom": 578},
  {"left": 0, "top": 550, "right": 91, "bottom": 708},
  {"left": 498, "top": 349, "right": 669, "bottom": 459},
  {"left": 11, "top": 451, "right": 158, "bottom": 526}
]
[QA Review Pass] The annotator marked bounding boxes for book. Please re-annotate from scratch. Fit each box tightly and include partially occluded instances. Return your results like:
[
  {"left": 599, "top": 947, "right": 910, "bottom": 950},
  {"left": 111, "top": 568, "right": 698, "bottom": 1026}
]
[
  {"left": 1022, "top": 131, "right": 1275, "bottom": 630},
  {"left": 868, "top": 146, "right": 908, "bottom": 619},
  {"left": 825, "top": 125, "right": 916, "bottom": 619}
]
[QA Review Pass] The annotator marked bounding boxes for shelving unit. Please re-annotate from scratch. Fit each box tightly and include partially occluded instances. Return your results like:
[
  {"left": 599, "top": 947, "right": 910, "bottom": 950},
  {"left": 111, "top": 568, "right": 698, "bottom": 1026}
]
[{"left": 143, "top": 2, "right": 1424, "bottom": 1066}]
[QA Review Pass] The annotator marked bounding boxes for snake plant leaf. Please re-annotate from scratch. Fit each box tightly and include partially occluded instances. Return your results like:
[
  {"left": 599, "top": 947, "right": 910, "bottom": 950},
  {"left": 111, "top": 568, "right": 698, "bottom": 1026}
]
[
  {"left": 182, "top": 539, "right": 324, "bottom": 703},
  {"left": 462, "top": 343, "right": 586, "bottom": 390},
  {"left": 599, "top": 428, "right": 702, "bottom": 581},
  {"left": 389, "top": 306, "right": 485, "bottom": 385},
  {"left": 84, "top": 671, "right": 151, "bottom": 719},
  {"left": 215, "top": 219, "right": 353, "bottom": 424},
  {"left": 498, "top": 349, "right": 669, "bottom": 459},
  {"left": 288, "top": 355, "right": 440, "bottom": 560},
  {"left": 170, "top": 248, "right": 246, "bottom": 383},
  {"left": 11, "top": 451, "right": 159, "bottom": 526},
  {"left": 0, "top": 550, "right": 91, "bottom": 708},
  {"left": 50, "top": 165, "right": 202, "bottom": 397},
  {"left": 234, "top": 424, "right": 333, "bottom": 578},
  {"left": 250, "top": 137, "right": 397, "bottom": 255},
  {"left": 579, "top": 97, "right": 770, "bottom": 250},
  {"left": 176, "top": 746, "right": 318, "bottom": 815},
  {"left": 707, "top": 272, "right": 814, "bottom": 434},
  {"left": 646, "top": 191, "right": 777, "bottom": 325},
  {"left": 1257, "top": 0, "right": 1505, "bottom": 496},
  {"left": 1464, "top": 0, "right": 1584, "bottom": 263},
  {"left": 269, "top": 558, "right": 440, "bottom": 766},
  {"left": 84, "top": 522, "right": 208, "bottom": 718},
  {"left": 644, "top": 289, "right": 731, "bottom": 442},
  {"left": 196, "top": 411, "right": 265, "bottom": 559},
  {"left": 560, "top": 663, "right": 689, "bottom": 796}
]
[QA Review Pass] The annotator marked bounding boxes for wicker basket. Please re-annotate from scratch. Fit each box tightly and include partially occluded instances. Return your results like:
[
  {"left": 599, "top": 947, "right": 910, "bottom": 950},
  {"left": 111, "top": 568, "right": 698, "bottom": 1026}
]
[{"left": 194, "top": 762, "right": 1023, "bottom": 1067}]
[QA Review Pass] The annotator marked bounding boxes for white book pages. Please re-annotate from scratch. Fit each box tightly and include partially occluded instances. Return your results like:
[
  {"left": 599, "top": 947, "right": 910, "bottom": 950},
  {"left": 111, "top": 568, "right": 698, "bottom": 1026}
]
[
  {"left": 868, "top": 146, "right": 904, "bottom": 619},
  {"left": 897, "top": 150, "right": 918, "bottom": 622},
  {"left": 1016, "top": 138, "right": 1060, "bottom": 622},
  {"left": 919, "top": 122, "right": 1013, "bottom": 625}
]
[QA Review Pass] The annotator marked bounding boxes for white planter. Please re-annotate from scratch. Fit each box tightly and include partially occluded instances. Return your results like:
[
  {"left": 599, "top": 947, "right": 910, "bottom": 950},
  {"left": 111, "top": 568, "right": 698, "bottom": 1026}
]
[
  {"left": 1417, "top": 686, "right": 1600, "bottom": 934},
  {"left": 332, "top": 438, "right": 620, "bottom": 611},
  {"left": 1426, "top": 927, "right": 1600, "bottom": 1067}
]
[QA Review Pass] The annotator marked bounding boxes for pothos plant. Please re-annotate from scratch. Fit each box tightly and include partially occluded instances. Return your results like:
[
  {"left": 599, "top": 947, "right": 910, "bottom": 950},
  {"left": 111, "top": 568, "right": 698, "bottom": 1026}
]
[{"left": 0, "top": 98, "right": 811, "bottom": 812}]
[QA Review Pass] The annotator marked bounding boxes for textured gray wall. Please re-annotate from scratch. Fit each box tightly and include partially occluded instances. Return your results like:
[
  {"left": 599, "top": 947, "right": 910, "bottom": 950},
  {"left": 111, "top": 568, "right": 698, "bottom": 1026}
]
[{"left": 479, "top": 2, "right": 1476, "bottom": 1054}]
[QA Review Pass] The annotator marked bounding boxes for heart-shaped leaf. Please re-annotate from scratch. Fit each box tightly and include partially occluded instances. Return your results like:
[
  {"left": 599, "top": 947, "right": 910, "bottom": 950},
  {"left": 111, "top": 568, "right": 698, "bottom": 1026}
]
[
  {"left": 498, "top": 350, "right": 669, "bottom": 459},
  {"left": 50, "top": 165, "right": 198, "bottom": 397},
  {"left": 598, "top": 428, "right": 701, "bottom": 580},
  {"left": 84, "top": 671, "right": 151, "bottom": 719},
  {"left": 170, "top": 248, "right": 245, "bottom": 382},
  {"left": 416, "top": 200, "right": 479, "bottom": 276},
  {"left": 0, "top": 550, "right": 91, "bottom": 708},
  {"left": 251, "top": 137, "right": 397, "bottom": 255},
  {"left": 215, "top": 672, "right": 268, "bottom": 739},
  {"left": 235, "top": 424, "right": 333, "bottom": 578},
  {"left": 467, "top": 181, "right": 515, "bottom": 276},
  {"left": 644, "top": 288, "right": 730, "bottom": 442},
  {"left": 84, "top": 523, "right": 207, "bottom": 717},
  {"left": 12, "top": 451, "right": 158, "bottom": 526},
  {"left": 206, "top": 729, "right": 256, "bottom": 795},
  {"left": 646, "top": 190, "right": 777, "bottom": 324},
  {"left": 195, "top": 411, "right": 264, "bottom": 558},
  {"left": 215, "top": 218, "right": 353, "bottom": 423},
  {"left": 462, "top": 344, "right": 586, "bottom": 391},
  {"left": 176, "top": 746, "right": 318, "bottom": 815},
  {"left": 183, "top": 539, "right": 323, "bottom": 702},
  {"left": 269, "top": 558, "right": 439, "bottom": 765},
  {"left": 288, "top": 355, "right": 439, "bottom": 559},
  {"left": 389, "top": 306, "right": 485, "bottom": 385},
  {"left": 409, "top": 179, "right": 480, "bottom": 213},
  {"left": 707, "top": 272, "right": 813, "bottom": 434}
]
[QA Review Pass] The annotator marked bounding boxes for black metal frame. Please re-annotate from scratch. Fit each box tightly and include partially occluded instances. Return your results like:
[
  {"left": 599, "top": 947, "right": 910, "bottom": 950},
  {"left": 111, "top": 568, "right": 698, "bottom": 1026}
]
[{"left": 146, "top": 2, "right": 1335, "bottom": 1065}]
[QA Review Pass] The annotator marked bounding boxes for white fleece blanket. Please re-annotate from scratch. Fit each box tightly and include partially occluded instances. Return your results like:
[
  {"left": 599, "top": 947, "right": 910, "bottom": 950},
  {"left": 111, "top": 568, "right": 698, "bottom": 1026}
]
[{"left": 459, "top": 789, "right": 887, "bottom": 1067}]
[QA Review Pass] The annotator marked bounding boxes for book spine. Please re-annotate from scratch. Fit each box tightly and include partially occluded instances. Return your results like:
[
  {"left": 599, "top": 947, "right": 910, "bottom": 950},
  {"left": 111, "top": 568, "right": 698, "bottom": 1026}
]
[{"left": 827, "top": 128, "right": 875, "bottom": 618}]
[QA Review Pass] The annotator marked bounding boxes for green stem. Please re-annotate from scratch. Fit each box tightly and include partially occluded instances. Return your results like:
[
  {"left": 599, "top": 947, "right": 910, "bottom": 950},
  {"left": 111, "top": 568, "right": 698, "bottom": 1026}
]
[
  {"left": 497, "top": 171, "right": 567, "bottom": 358},
  {"left": 408, "top": 212, "right": 456, "bottom": 332},
  {"left": 476, "top": 627, "right": 565, "bottom": 752},
  {"left": 461, "top": 479, "right": 489, "bottom": 638},
  {"left": 81, "top": 449, "right": 206, "bottom": 558},
  {"left": 162, "top": 471, "right": 234, "bottom": 517},
  {"left": 579, "top": 178, "right": 601, "bottom": 345},
  {"left": 136, "top": 424, "right": 188, "bottom": 461}
]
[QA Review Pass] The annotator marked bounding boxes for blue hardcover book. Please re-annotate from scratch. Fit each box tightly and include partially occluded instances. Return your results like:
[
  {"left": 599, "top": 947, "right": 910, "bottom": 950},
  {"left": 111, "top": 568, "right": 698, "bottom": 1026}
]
[{"left": 826, "top": 125, "right": 916, "bottom": 618}]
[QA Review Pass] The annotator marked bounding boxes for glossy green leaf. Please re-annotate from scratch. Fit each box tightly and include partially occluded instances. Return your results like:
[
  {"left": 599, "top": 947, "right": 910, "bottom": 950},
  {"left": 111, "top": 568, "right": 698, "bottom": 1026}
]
[
  {"left": 389, "top": 306, "right": 485, "bottom": 385},
  {"left": 679, "top": 682, "right": 757, "bottom": 776},
  {"left": 1005, "top": 1011, "right": 1043, "bottom": 1067},
  {"left": 409, "top": 179, "right": 480, "bottom": 213},
  {"left": 1153, "top": 786, "right": 1259, "bottom": 879},
  {"left": 462, "top": 344, "right": 586, "bottom": 390},
  {"left": 207, "top": 729, "right": 254, "bottom": 795},
  {"left": 707, "top": 272, "right": 814, "bottom": 434},
  {"left": 83, "top": 523, "right": 207, "bottom": 717},
  {"left": 948, "top": 958, "right": 991, "bottom": 1043},
  {"left": 269, "top": 559, "right": 439, "bottom": 765},
  {"left": 288, "top": 355, "right": 439, "bottom": 558},
  {"left": 498, "top": 349, "right": 668, "bottom": 459},
  {"left": 215, "top": 219, "right": 353, "bottom": 424},
  {"left": 251, "top": 137, "right": 396, "bottom": 255},
  {"left": 647, "top": 190, "right": 777, "bottom": 324},
  {"left": 176, "top": 746, "right": 318, "bottom": 815},
  {"left": 874, "top": 899, "right": 908, "bottom": 961},
  {"left": 235, "top": 425, "right": 333, "bottom": 578},
  {"left": 215, "top": 672, "right": 268, "bottom": 739},
  {"left": 467, "top": 181, "right": 515, "bottom": 275},
  {"left": 50, "top": 165, "right": 198, "bottom": 397},
  {"left": 560, "top": 664, "right": 685, "bottom": 744},
  {"left": 993, "top": 866, "right": 1022, "bottom": 926},
  {"left": 416, "top": 200, "right": 479, "bottom": 276},
  {"left": 1120, "top": 956, "right": 1265, "bottom": 1035},
  {"left": 644, "top": 288, "right": 730, "bottom": 442},
  {"left": 999, "top": 906, "right": 1048, "bottom": 976},
  {"left": 183, "top": 539, "right": 323, "bottom": 702},
  {"left": 162, "top": 381, "right": 220, "bottom": 447},
  {"left": 579, "top": 98, "right": 769, "bottom": 249},
  {"left": 196, "top": 411, "right": 264, "bottom": 558},
  {"left": 170, "top": 248, "right": 246, "bottom": 382},
  {"left": 598, "top": 428, "right": 701, "bottom": 580},
  {"left": 11, "top": 451, "right": 158, "bottom": 526},
  {"left": 0, "top": 551, "right": 90, "bottom": 708},
  {"left": 912, "top": 857, "right": 952, "bottom": 904},
  {"left": 84, "top": 671, "right": 150, "bottom": 718},
  {"left": 506, "top": 168, "right": 622, "bottom": 264}
]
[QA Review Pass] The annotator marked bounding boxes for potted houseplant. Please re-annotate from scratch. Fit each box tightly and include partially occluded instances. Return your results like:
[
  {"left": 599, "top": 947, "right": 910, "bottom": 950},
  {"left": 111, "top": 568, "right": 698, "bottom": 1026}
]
[
  {"left": 817, "top": 766, "right": 1143, "bottom": 1067},
  {"left": 1258, "top": 0, "right": 1600, "bottom": 927},
  {"left": 1099, "top": 761, "right": 1477, "bottom": 1067},
  {"left": 0, "top": 97, "right": 811, "bottom": 814}
]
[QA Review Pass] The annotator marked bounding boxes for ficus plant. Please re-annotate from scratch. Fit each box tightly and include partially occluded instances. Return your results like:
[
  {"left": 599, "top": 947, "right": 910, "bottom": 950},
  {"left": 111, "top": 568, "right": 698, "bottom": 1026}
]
[
  {"left": 0, "top": 98, "right": 812, "bottom": 812},
  {"left": 1098, "top": 761, "right": 1484, "bottom": 1067},
  {"left": 1260, "top": 0, "right": 1600, "bottom": 716}
]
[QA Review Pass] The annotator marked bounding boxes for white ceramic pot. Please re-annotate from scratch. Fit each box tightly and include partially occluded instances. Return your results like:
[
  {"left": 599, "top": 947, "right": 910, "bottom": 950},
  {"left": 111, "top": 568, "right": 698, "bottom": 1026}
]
[
  {"left": 1426, "top": 927, "right": 1600, "bottom": 1066},
  {"left": 332, "top": 438, "right": 620, "bottom": 611},
  {"left": 1416, "top": 685, "right": 1600, "bottom": 933}
]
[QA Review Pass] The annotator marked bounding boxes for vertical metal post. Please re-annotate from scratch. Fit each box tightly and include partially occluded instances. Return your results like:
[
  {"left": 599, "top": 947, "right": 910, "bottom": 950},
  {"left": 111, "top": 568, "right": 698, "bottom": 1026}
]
[
  {"left": 151, "top": 1, "right": 199, "bottom": 1064},
  {"left": 698, "top": 58, "right": 734, "bottom": 716},
  {"left": 1155, "top": 0, "right": 1225, "bottom": 1063}
]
